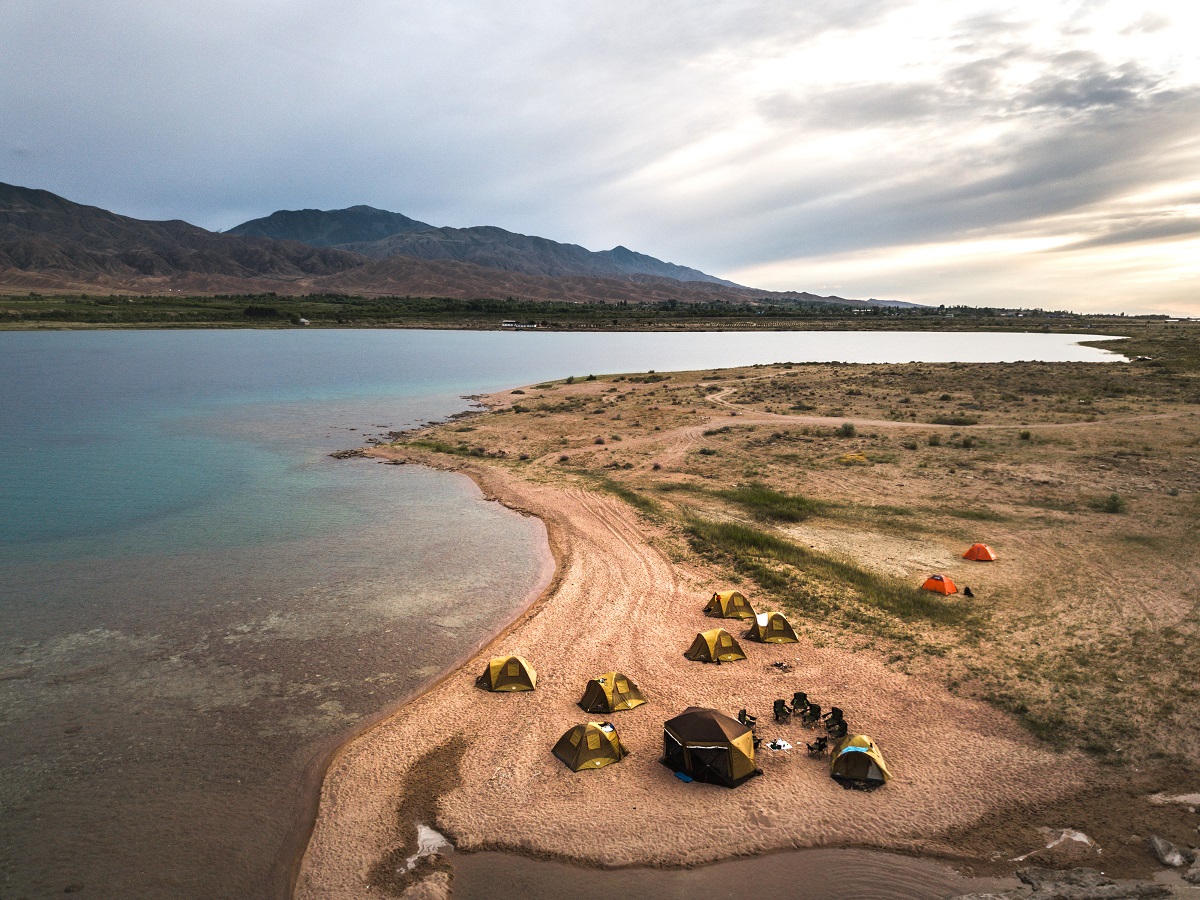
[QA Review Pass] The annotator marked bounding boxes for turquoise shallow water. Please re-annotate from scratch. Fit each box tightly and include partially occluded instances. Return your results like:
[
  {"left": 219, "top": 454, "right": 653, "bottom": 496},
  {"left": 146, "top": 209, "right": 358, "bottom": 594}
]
[{"left": 0, "top": 329, "right": 1122, "bottom": 897}]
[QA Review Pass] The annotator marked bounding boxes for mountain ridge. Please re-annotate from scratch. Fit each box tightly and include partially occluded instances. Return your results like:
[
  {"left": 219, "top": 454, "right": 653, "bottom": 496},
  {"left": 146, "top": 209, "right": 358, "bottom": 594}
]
[
  {"left": 229, "top": 204, "right": 740, "bottom": 286},
  {"left": 0, "top": 182, "right": 916, "bottom": 308}
]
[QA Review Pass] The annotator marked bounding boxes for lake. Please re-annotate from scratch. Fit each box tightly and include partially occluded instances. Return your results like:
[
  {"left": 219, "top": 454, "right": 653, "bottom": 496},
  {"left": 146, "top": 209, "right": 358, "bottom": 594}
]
[{"left": 0, "top": 329, "right": 1122, "bottom": 897}]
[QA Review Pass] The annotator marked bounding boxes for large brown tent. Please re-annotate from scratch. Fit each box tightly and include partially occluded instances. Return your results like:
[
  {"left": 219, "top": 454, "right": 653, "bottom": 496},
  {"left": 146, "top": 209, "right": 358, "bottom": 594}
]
[
  {"left": 685, "top": 628, "right": 747, "bottom": 663},
  {"left": 921, "top": 574, "right": 957, "bottom": 595},
  {"left": 963, "top": 543, "right": 997, "bottom": 561},
  {"left": 704, "top": 590, "right": 756, "bottom": 619},
  {"left": 552, "top": 722, "right": 628, "bottom": 771},
  {"left": 579, "top": 672, "right": 647, "bottom": 713},
  {"left": 662, "top": 707, "right": 759, "bottom": 787},
  {"left": 746, "top": 611, "right": 799, "bottom": 644},
  {"left": 830, "top": 734, "right": 892, "bottom": 786},
  {"left": 475, "top": 655, "right": 537, "bottom": 692}
]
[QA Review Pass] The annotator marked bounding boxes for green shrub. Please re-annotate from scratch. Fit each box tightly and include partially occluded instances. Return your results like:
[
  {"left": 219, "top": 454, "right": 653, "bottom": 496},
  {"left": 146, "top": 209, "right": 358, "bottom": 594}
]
[
  {"left": 714, "top": 482, "right": 825, "bottom": 522},
  {"left": 837, "top": 422, "right": 857, "bottom": 438},
  {"left": 1090, "top": 492, "right": 1128, "bottom": 514}
]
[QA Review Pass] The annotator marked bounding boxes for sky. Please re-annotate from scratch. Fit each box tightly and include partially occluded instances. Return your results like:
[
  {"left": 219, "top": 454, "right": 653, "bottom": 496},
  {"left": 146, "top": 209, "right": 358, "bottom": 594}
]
[{"left": 4, "top": 1, "right": 1198, "bottom": 314}]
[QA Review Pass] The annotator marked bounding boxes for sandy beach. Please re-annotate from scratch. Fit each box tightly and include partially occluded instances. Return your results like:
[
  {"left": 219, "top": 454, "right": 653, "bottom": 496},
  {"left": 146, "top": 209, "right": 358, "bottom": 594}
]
[
  {"left": 296, "top": 457, "right": 1079, "bottom": 898},
  {"left": 297, "top": 351, "right": 1200, "bottom": 898}
]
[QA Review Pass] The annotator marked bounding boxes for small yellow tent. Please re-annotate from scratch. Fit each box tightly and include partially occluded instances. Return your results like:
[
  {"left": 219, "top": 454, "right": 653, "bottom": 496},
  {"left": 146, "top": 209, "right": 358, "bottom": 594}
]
[
  {"left": 830, "top": 734, "right": 892, "bottom": 785},
  {"left": 579, "top": 672, "right": 647, "bottom": 713},
  {"left": 704, "top": 590, "right": 756, "bottom": 619},
  {"left": 553, "top": 722, "right": 628, "bottom": 771},
  {"left": 685, "top": 628, "right": 747, "bottom": 663},
  {"left": 475, "top": 655, "right": 536, "bottom": 692},
  {"left": 746, "top": 611, "right": 799, "bottom": 644}
]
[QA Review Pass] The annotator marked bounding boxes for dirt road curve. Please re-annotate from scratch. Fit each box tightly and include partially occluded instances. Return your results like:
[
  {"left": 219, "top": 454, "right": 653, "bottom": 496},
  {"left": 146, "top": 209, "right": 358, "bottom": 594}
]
[{"left": 295, "top": 460, "right": 1082, "bottom": 899}]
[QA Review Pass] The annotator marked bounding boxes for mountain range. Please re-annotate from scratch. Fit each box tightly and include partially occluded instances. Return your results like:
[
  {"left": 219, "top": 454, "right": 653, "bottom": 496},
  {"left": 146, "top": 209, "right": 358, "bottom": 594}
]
[{"left": 0, "top": 182, "right": 909, "bottom": 307}]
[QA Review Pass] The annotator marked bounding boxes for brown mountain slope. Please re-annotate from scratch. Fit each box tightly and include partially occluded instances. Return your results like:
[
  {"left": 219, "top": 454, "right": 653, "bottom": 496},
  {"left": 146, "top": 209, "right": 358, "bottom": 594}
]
[{"left": 0, "top": 182, "right": 888, "bottom": 307}]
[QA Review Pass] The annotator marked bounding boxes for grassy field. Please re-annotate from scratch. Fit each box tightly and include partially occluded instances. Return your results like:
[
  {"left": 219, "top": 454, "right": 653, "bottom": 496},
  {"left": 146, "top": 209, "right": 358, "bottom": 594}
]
[{"left": 382, "top": 320, "right": 1200, "bottom": 767}]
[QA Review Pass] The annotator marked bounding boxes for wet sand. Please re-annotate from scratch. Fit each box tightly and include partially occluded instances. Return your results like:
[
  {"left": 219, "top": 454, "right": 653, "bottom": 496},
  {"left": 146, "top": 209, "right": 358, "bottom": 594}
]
[{"left": 295, "top": 457, "right": 1084, "bottom": 898}]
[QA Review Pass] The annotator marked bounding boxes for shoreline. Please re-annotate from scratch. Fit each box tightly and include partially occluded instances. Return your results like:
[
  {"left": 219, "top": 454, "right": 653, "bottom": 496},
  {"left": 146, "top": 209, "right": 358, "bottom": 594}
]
[
  {"left": 294, "top": 407, "right": 1091, "bottom": 899},
  {"left": 276, "top": 462, "right": 557, "bottom": 898}
]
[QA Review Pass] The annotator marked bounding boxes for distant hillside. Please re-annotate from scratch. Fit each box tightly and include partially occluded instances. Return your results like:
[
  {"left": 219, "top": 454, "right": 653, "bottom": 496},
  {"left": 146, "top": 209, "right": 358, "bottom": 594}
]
[
  {"left": 226, "top": 205, "right": 432, "bottom": 246},
  {"left": 0, "top": 182, "right": 911, "bottom": 309},
  {"left": 335, "top": 225, "right": 740, "bottom": 285},
  {"left": 0, "top": 182, "right": 365, "bottom": 280},
  {"left": 226, "top": 203, "right": 739, "bottom": 286}
]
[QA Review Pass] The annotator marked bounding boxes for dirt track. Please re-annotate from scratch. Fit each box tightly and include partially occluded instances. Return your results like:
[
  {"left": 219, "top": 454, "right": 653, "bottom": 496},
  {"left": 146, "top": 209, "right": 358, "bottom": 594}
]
[{"left": 294, "top": 461, "right": 1082, "bottom": 898}]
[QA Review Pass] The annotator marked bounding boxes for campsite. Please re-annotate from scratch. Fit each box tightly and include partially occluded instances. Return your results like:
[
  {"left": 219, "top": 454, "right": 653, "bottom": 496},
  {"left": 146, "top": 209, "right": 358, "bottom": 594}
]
[{"left": 298, "top": 334, "right": 1200, "bottom": 898}]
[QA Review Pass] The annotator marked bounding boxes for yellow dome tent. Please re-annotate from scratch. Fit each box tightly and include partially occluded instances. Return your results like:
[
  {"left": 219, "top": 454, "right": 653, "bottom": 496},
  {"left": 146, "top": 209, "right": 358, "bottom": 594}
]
[
  {"left": 552, "top": 722, "right": 628, "bottom": 771},
  {"left": 475, "top": 655, "right": 537, "bottom": 692},
  {"left": 746, "top": 611, "right": 799, "bottom": 643},
  {"left": 685, "top": 628, "right": 747, "bottom": 663},
  {"left": 830, "top": 734, "right": 892, "bottom": 786},
  {"left": 704, "top": 590, "right": 756, "bottom": 619},
  {"left": 578, "top": 672, "right": 647, "bottom": 713}
]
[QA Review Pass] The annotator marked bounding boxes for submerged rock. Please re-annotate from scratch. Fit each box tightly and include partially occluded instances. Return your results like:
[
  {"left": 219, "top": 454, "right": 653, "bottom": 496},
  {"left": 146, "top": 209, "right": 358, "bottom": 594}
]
[
  {"left": 1147, "top": 835, "right": 1188, "bottom": 867},
  {"left": 1018, "top": 868, "right": 1115, "bottom": 889}
]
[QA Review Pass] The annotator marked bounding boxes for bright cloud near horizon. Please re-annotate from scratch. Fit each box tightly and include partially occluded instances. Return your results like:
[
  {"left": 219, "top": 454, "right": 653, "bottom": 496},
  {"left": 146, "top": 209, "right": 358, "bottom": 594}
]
[{"left": 4, "top": 1, "right": 1199, "bottom": 314}]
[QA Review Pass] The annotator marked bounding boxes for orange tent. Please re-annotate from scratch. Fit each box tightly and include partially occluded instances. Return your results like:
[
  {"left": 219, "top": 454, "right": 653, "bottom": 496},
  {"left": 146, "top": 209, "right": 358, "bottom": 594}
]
[
  {"left": 921, "top": 574, "right": 957, "bottom": 594},
  {"left": 963, "top": 543, "right": 997, "bottom": 561}
]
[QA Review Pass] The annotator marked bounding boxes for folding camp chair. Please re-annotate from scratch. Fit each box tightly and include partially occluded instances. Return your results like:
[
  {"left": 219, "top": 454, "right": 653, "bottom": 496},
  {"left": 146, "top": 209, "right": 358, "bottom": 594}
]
[
  {"left": 826, "top": 718, "right": 848, "bottom": 739},
  {"left": 791, "top": 691, "right": 810, "bottom": 717},
  {"left": 801, "top": 702, "right": 822, "bottom": 728},
  {"left": 806, "top": 736, "right": 829, "bottom": 757},
  {"left": 738, "top": 709, "right": 762, "bottom": 749},
  {"left": 773, "top": 699, "right": 792, "bottom": 723}
]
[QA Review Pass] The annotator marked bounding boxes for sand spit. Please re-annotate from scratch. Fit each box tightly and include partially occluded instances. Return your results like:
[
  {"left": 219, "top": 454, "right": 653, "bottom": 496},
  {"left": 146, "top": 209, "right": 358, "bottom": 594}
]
[{"left": 295, "top": 458, "right": 1082, "bottom": 899}]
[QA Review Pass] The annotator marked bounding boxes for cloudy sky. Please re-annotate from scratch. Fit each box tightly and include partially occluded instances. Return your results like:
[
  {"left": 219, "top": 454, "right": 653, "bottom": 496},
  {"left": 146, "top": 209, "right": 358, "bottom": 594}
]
[{"left": 4, "top": 1, "right": 1198, "bottom": 313}]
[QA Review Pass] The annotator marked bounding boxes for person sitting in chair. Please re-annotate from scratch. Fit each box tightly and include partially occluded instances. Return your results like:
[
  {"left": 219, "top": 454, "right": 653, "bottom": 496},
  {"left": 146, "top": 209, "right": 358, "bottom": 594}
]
[{"left": 963, "top": 585, "right": 975, "bottom": 598}]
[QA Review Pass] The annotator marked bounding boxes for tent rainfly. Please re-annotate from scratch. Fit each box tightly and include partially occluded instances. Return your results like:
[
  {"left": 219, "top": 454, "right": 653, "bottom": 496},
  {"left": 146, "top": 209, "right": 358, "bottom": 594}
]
[
  {"left": 963, "top": 543, "right": 998, "bottom": 561},
  {"left": 475, "top": 655, "right": 537, "bottom": 692},
  {"left": 746, "top": 611, "right": 799, "bottom": 644},
  {"left": 552, "top": 722, "right": 628, "bottom": 771},
  {"left": 921, "top": 574, "right": 957, "bottom": 594},
  {"left": 579, "top": 672, "right": 647, "bottom": 713},
  {"left": 662, "top": 706, "right": 759, "bottom": 787},
  {"left": 704, "top": 590, "right": 756, "bottom": 619},
  {"left": 830, "top": 734, "right": 892, "bottom": 786},
  {"left": 685, "top": 628, "right": 747, "bottom": 663}
]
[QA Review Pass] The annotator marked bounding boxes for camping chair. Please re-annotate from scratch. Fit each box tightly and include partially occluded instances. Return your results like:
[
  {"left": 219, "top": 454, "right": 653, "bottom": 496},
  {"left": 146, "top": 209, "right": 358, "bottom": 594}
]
[
  {"left": 773, "top": 699, "right": 792, "bottom": 723},
  {"left": 963, "top": 586, "right": 975, "bottom": 598},
  {"left": 739, "top": 710, "right": 763, "bottom": 750},
  {"left": 826, "top": 718, "right": 848, "bottom": 739},
  {"left": 823, "top": 706, "right": 847, "bottom": 737},
  {"left": 801, "top": 702, "right": 822, "bottom": 728},
  {"left": 791, "top": 691, "right": 810, "bottom": 716},
  {"left": 806, "top": 736, "right": 829, "bottom": 757}
]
